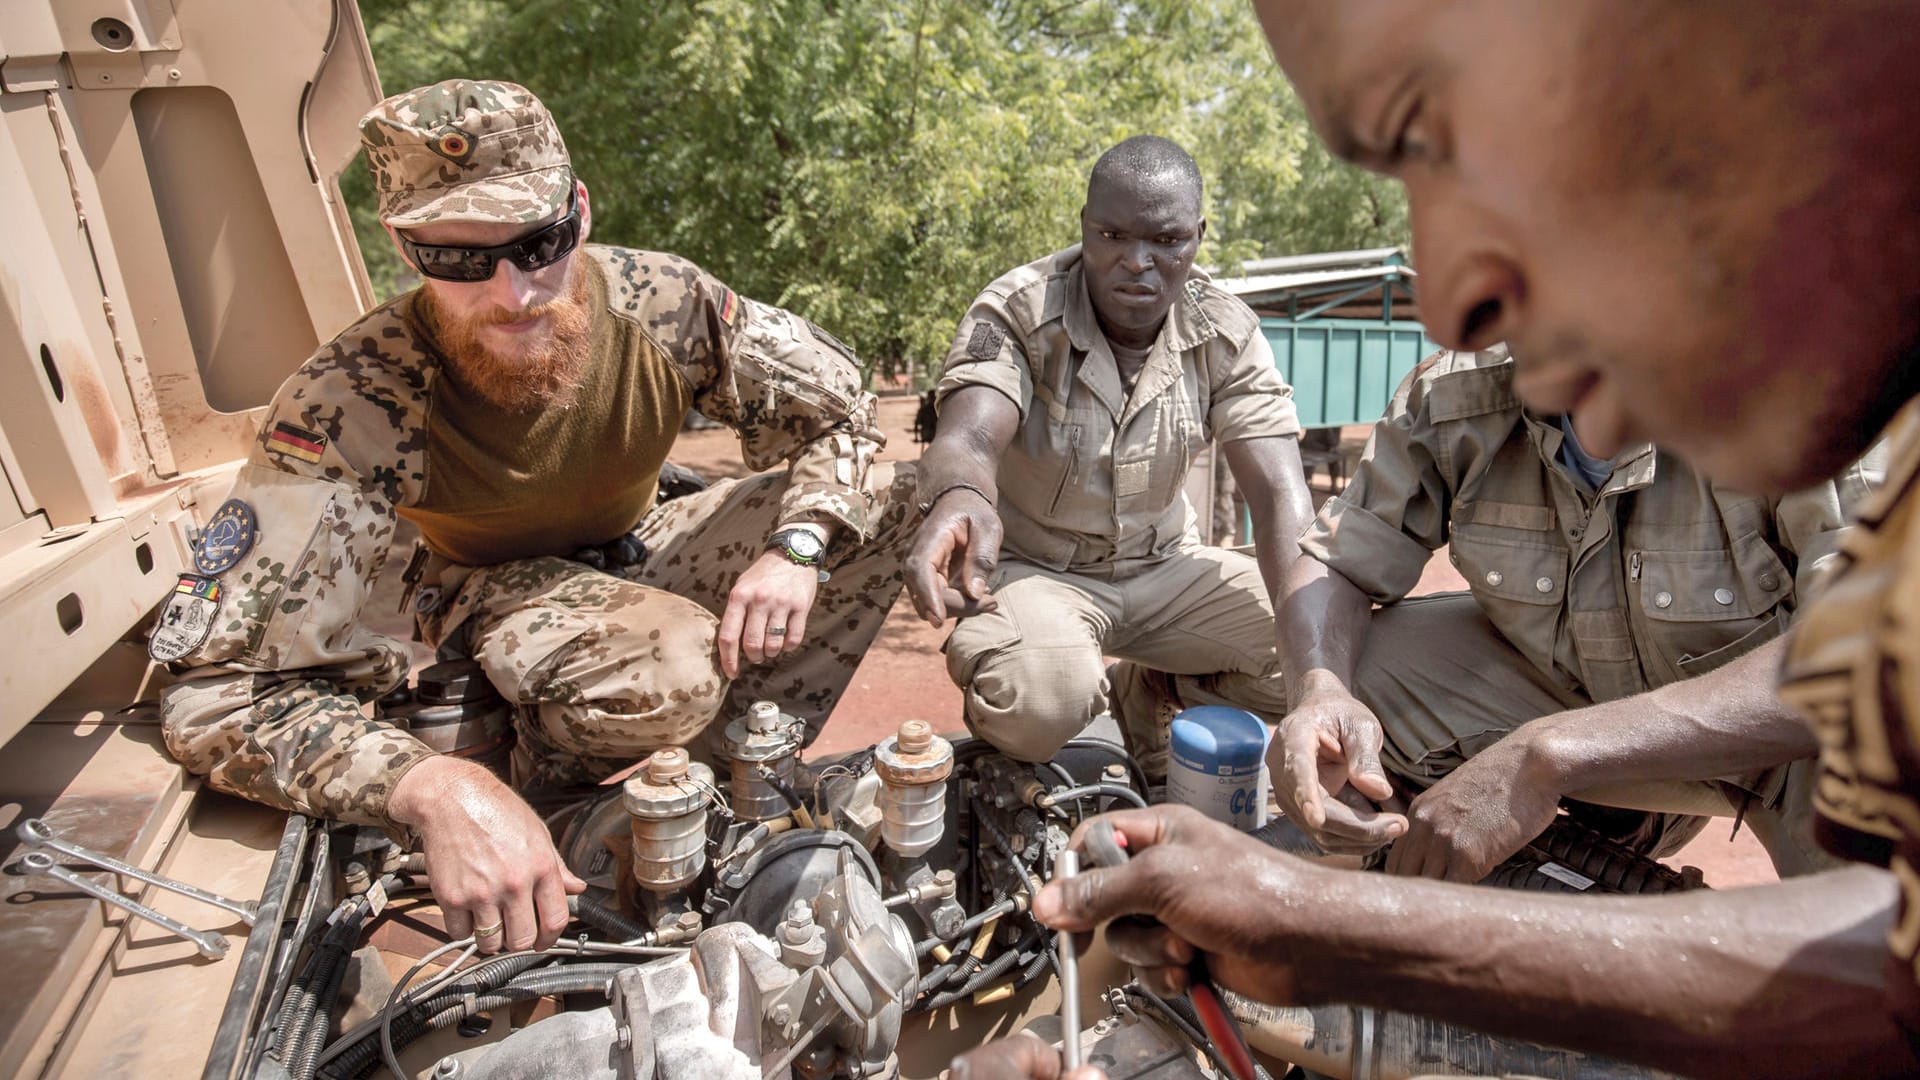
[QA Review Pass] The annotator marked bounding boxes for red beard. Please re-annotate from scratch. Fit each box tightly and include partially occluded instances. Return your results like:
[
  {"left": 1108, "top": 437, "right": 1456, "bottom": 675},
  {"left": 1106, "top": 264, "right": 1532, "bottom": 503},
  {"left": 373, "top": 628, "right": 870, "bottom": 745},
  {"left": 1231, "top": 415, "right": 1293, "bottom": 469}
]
[{"left": 419, "top": 260, "right": 594, "bottom": 411}]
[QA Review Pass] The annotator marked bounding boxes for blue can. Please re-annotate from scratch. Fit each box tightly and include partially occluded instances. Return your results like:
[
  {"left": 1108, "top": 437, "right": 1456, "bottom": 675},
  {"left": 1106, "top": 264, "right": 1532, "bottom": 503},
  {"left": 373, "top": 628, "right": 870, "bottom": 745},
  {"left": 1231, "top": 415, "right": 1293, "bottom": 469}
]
[{"left": 1166, "top": 706, "right": 1269, "bottom": 831}]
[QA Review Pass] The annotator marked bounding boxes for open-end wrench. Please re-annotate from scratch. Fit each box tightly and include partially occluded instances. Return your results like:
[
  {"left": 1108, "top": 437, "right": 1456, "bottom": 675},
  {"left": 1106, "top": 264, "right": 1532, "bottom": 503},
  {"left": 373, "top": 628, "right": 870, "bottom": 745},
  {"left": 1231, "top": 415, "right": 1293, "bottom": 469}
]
[
  {"left": 20, "top": 851, "right": 230, "bottom": 959},
  {"left": 16, "top": 818, "right": 257, "bottom": 926}
]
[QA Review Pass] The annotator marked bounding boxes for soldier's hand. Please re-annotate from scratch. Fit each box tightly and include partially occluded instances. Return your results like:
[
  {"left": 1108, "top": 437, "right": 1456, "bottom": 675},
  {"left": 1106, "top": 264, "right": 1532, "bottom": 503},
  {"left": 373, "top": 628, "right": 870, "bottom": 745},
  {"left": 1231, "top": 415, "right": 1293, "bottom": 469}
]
[
  {"left": 1035, "top": 806, "right": 1311, "bottom": 1007},
  {"left": 905, "top": 488, "right": 1002, "bottom": 626},
  {"left": 1384, "top": 735, "right": 1562, "bottom": 882},
  {"left": 946, "top": 1032, "right": 1106, "bottom": 1080},
  {"left": 719, "top": 552, "right": 821, "bottom": 678},
  {"left": 390, "top": 756, "right": 586, "bottom": 954},
  {"left": 1271, "top": 676, "right": 1407, "bottom": 855}
]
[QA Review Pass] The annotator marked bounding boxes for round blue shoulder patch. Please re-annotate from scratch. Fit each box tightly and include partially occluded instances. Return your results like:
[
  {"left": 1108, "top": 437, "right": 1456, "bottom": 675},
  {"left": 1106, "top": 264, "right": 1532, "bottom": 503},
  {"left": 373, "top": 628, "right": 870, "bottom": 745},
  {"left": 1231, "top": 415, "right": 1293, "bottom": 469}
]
[{"left": 194, "top": 498, "right": 258, "bottom": 575}]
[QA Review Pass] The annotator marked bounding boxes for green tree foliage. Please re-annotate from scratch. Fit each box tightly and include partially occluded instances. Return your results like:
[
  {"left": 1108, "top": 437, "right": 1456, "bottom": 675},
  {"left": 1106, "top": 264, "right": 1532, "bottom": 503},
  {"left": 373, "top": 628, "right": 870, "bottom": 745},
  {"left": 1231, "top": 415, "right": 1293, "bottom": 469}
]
[{"left": 343, "top": 0, "right": 1408, "bottom": 382}]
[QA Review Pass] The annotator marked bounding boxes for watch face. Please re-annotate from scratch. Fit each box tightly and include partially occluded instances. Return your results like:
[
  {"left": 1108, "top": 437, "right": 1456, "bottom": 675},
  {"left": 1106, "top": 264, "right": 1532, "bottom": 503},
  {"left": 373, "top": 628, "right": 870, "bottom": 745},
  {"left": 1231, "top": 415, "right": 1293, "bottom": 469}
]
[{"left": 786, "top": 530, "right": 825, "bottom": 559}]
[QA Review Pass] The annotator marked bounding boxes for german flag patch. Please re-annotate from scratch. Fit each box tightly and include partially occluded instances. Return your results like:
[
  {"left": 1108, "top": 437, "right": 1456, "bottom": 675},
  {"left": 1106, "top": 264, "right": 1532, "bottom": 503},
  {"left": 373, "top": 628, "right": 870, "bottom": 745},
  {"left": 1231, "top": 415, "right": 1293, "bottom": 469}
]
[
  {"left": 267, "top": 421, "right": 326, "bottom": 465},
  {"left": 716, "top": 285, "right": 739, "bottom": 327}
]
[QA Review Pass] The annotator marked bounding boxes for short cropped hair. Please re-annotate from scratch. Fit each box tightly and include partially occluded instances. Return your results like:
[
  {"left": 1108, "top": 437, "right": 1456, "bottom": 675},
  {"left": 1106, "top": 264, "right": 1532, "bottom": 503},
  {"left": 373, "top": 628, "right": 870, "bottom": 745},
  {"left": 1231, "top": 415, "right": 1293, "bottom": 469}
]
[{"left": 1087, "top": 135, "right": 1203, "bottom": 207}]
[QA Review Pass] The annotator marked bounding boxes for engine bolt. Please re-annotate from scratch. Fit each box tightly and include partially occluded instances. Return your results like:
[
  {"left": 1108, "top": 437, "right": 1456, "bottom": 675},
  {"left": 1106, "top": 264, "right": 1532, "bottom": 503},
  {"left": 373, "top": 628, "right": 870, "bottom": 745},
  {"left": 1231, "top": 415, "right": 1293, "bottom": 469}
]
[
  {"left": 771, "top": 1003, "right": 793, "bottom": 1026},
  {"left": 432, "top": 1058, "right": 462, "bottom": 1079},
  {"left": 676, "top": 910, "right": 702, "bottom": 933},
  {"left": 1104, "top": 763, "right": 1127, "bottom": 781}
]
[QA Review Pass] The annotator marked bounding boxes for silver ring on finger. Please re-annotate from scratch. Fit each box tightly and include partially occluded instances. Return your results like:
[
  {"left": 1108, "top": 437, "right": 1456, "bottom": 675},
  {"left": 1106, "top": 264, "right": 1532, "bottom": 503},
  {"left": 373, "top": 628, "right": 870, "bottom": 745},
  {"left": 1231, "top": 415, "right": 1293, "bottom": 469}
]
[{"left": 767, "top": 626, "right": 787, "bottom": 636}]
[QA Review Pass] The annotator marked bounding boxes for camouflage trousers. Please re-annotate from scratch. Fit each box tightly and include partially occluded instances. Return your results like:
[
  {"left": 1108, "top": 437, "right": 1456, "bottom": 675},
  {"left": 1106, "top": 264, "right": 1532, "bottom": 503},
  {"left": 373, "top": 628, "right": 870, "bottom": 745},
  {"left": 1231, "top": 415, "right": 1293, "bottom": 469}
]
[{"left": 421, "top": 462, "right": 919, "bottom": 793}]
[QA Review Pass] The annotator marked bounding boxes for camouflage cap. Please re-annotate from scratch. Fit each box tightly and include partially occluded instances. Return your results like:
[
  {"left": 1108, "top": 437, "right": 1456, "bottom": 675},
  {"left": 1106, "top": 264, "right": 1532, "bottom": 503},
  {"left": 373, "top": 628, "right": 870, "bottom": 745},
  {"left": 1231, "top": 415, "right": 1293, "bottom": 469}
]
[{"left": 359, "top": 79, "right": 572, "bottom": 228}]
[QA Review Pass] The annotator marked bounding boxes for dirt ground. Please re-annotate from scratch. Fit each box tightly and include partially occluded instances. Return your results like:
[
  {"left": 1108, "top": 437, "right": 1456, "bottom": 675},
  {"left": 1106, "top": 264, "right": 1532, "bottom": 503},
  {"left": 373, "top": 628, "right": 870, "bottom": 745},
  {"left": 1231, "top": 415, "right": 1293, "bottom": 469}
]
[{"left": 672, "top": 399, "right": 1777, "bottom": 889}]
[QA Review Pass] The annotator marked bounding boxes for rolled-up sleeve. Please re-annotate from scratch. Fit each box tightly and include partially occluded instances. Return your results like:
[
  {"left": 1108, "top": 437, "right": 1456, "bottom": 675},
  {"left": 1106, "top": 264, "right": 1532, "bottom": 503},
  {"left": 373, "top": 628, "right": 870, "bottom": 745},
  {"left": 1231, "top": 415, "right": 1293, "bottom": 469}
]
[
  {"left": 1210, "top": 331, "right": 1301, "bottom": 443},
  {"left": 935, "top": 299, "right": 1031, "bottom": 421},
  {"left": 1299, "top": 361, "right": 1457, "bottom": 603}
]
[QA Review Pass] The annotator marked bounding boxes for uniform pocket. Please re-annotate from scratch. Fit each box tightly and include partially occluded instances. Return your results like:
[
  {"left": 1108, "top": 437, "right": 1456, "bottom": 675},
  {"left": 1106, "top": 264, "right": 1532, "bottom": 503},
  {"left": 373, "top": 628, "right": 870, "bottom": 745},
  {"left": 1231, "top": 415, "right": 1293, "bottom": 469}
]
[
  {"left": 1449, "top": 525, "right": 1569, "bottom": 677},
  {"left": 1635, "top": 538, "right": 1791, "bottom": 681},
  {"left": 229, "top": 472, "right": 389, "bottom": 671},
  {"left": 729, "top": 302, "right": 865, "bottom": 468}
]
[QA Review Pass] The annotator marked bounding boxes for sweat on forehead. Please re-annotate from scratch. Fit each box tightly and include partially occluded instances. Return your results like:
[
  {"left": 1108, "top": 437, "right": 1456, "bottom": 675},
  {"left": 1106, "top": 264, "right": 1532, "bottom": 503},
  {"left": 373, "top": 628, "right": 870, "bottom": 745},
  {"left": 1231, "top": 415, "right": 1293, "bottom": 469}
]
[{"left": 1087, "top": 135, "right": 1203, "bottom": 207}]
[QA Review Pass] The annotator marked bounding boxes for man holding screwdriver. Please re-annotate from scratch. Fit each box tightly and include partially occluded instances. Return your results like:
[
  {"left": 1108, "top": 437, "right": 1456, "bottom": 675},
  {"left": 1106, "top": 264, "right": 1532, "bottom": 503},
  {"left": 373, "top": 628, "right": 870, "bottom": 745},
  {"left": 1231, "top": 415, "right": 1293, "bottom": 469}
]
[{"left": 958, "top": 1, "right": 1920, "bottom": 1077}]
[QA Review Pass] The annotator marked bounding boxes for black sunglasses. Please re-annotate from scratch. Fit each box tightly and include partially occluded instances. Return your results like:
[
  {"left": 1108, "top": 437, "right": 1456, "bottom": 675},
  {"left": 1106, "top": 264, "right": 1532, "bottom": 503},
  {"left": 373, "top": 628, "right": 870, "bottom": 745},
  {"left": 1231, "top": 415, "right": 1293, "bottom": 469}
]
[{"left": 399, "top": 196, "right": 581, "bottom": 283}]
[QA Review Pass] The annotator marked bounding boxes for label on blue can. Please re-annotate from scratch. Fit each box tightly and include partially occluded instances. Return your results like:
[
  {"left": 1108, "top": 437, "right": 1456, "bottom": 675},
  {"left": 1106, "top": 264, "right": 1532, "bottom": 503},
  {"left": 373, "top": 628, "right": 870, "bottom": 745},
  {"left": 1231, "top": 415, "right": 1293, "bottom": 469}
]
[{"left": 1166, "top": 706, "right": 1270, "bottom": 831}]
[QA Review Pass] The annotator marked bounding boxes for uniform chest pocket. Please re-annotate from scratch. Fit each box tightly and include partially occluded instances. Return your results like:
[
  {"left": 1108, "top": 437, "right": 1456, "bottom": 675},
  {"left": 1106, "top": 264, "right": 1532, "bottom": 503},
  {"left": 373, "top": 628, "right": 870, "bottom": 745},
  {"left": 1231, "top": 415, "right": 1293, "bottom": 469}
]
[
  {"left": 1118, "top": 410, "right": 1199, "bottom": 505},
  {"left": 1635, "top": 534, "right": 1792, "bottom": 677},
  {"left": 1452, "top": 526, "right": 1570, "bottom": 605},
  {"left": 1450, "top": 524, "right": 1569, "bottom": 676}
]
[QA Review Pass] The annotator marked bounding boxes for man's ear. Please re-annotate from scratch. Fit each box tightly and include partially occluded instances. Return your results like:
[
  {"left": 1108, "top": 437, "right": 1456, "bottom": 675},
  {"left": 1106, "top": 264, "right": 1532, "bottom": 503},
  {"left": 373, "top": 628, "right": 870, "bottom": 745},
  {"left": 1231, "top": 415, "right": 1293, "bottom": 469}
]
[
  {"left": 386, "top": 223, "right": 418, "bottom": 270},
  {"left": 1196, "top": 217, "right": 1208, "bottom": 245},
  {"left": 576, "top": 179, "right": 592, "bottom": 243}
]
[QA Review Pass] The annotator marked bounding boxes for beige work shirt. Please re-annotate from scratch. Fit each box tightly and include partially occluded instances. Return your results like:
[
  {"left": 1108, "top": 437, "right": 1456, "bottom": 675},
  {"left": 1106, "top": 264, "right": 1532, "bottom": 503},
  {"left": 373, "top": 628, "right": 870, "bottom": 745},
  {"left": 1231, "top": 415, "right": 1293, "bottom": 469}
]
[
  {"left": 1304, "top": 346, "right": 1880, "bottom": 703},
  {"left": 935, "top": 245, "right": 1300, "bottom": 571}
]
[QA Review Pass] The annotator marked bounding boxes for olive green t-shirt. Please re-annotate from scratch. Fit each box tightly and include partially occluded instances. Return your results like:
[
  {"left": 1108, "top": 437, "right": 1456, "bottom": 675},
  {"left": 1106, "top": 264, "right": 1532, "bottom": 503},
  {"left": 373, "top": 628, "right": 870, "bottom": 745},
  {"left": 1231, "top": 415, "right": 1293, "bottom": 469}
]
[{"left": 400, "top": 258, "right": 692, "bottom": 566}]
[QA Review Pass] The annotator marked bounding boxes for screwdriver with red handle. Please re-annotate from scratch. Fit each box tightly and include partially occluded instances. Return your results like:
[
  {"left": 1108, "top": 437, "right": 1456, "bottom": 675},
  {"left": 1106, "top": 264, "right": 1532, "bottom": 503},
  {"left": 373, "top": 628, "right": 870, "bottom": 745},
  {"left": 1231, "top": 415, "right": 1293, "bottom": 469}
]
[{"left": 1081, "top": 825, "right": 1260, "bottom": 1080}]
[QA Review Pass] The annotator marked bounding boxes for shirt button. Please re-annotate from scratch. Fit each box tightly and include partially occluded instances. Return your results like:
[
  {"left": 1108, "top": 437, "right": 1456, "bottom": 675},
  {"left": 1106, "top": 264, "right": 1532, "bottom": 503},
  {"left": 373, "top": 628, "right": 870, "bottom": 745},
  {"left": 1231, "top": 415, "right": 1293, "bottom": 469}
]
[
  {"left": 1568, "top": 523, "right": 1584, "bottom": 541},
  {"left": 1485, "top": 570, "right": 1504, "bottom": 587},
  {"left": 1654, "top": 591, "right": 1674, "bottom": 609},
  {"left": 1535, "top": 576, "right": 1554, "bottom": 593},
  {"left": 1714, "top": 587, "right": 1735, "bottom": 605},
  {"left": 1758, "top": 572, "right": 1780, "bottom": 591}
]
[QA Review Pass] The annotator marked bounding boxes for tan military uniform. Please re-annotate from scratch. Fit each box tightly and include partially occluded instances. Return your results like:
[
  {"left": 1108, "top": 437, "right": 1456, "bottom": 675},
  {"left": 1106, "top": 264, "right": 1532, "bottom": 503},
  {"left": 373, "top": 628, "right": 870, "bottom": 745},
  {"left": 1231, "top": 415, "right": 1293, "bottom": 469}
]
[
  {"left": 1304, "top": 347, "right": 1878, "bottom": 874},
  {"left": 935, "top": 245, "right": 1302, "bottom": 762},
  {"left": 160, "top": 244, "right": 914, "bottom": 834},
  {"left": 1779, "top": 398, "right": 1920, "bottom": 1040}
]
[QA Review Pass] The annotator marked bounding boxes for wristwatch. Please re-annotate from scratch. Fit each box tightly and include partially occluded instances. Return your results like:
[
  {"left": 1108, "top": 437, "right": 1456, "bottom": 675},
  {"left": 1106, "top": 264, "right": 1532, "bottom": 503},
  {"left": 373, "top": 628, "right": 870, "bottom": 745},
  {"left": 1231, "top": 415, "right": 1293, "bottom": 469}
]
[{"left": 766, "top": 527, "right": 827, "bottom": 567}]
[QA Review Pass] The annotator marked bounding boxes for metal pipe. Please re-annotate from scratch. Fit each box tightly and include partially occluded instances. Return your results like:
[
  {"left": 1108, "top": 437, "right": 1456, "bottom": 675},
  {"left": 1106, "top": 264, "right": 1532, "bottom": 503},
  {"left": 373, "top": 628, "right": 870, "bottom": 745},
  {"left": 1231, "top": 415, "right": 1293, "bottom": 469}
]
[{"left": 1055, "top": 851, "right": 1081, "bottom": 1072}]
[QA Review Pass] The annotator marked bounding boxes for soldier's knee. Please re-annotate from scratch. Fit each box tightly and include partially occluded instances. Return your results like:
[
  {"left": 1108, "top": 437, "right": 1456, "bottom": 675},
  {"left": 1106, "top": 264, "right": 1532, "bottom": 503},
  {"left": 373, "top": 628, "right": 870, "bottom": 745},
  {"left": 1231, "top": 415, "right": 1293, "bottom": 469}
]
[{"left": 957, "top": 643, "right": 1104, "bottom": 762}]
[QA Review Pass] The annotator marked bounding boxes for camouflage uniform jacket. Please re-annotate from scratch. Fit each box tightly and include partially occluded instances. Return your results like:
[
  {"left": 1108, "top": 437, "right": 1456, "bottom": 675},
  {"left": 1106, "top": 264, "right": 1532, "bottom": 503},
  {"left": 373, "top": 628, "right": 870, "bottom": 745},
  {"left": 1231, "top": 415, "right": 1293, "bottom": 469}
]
[
  {"left": 1304, "top": 346, "right": 1880, "bottom": 703},
  {"left": 159, "top": 244, "right": 883, "bottom": 829},
  {"left": 935, "top": 245, "right": 1300, "bottom": 572}
]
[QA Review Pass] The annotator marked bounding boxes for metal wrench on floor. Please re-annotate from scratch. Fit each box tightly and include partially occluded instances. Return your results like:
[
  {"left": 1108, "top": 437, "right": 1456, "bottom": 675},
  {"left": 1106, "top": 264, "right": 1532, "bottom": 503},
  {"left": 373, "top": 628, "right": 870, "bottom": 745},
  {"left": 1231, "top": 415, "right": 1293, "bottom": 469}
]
[
  {"left": 20, "top": 851, "right": 230, "bottom": 959},
  {"left": 16, "top": 818, "right": 257, "bottom": 925}
]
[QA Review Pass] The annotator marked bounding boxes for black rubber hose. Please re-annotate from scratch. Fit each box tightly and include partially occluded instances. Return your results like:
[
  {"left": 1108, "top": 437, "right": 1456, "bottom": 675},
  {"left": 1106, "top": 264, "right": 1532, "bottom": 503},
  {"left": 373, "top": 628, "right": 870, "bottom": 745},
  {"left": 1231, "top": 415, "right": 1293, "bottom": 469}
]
[
  {"left": 569, "top": 889, "right": 651, "bottom": 941},
  {"left": 918, "top": 930, "right": 1037, "bottom": 1012},
  {"left": 333, "top": 964, "right": 629, "bottom": 1078},
  {"left": 755, "top": 765, "right": 808, "bottom": 814},
  {"left": 1125, "top": 984, "right": 1278, "bottom": 1080},
  {"left": 287, "top": 941, "right": 353, "bottom": 1080},
  {"left": 1060, "top": 737, "right": 1151, "bottom": 796},
  {"left": 1012, "top": 943, "right": 1051, "bottom": 991},
  {"left": 277, "top": 914, "right": 361, "bottom": 1078},
  {"left": 317, "top": 952, "right": 554, "bottom": 1080}
]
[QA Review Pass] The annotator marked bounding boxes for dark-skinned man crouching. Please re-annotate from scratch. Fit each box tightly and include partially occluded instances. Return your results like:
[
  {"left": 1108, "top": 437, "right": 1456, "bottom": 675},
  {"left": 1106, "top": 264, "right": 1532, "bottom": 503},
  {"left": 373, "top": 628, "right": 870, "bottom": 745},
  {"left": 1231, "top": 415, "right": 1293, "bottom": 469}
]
[
  {"left": 1272, "top": 342, "right": 1879, "bottom": 882},
  {"left": 956, "top": 3, "right": 1920, "bottom": 1078},
  {"left": 907, "top": 136, "right": 1314, "bottom": 784}
]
